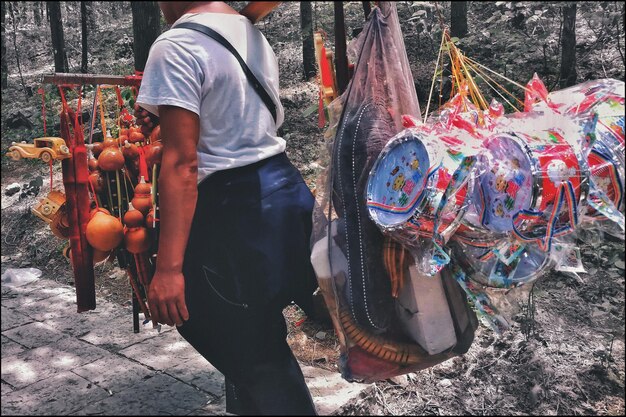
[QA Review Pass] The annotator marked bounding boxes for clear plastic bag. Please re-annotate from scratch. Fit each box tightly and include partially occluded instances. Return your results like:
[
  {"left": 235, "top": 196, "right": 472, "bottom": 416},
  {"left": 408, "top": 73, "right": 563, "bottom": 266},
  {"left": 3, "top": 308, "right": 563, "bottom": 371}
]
[
  {"left": 1, "top": 268, "right": 42, "bottom": 287},
  {"left": 310, "top": 3, "right": 477, "bottom": 382}
]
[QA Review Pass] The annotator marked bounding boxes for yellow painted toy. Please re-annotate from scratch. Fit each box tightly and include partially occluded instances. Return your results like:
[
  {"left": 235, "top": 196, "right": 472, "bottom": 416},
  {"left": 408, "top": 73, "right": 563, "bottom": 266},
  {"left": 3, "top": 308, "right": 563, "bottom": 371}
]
[
  {"left": 7, "top": 137, "right": 71, "bottom": 162},
  {"left": 31, "top": 190, "right": 70, "bottom": 239}
]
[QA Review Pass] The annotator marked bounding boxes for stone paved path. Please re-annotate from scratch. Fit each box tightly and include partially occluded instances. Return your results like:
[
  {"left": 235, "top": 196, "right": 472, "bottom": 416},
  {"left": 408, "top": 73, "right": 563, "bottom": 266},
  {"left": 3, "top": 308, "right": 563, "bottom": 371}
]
[{"left": 1, "top": 276, "right": 372, "bottom": 415}]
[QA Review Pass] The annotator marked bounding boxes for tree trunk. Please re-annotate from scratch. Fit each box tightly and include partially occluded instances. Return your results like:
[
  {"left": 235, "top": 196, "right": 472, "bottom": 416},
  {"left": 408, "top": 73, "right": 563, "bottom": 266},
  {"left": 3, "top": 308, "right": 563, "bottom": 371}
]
[
  {"left": 362, "top": 1, "right": 372, "bottom": 20},
  {"left": 47, "top": 1, "right": 68, "bottom": 73},
  {"left": 130, "top": 1, "right": 161, "bottom": 72},
  {"left": 9, "top": 2, "right": 27, "bottom": 95},
  {"left": 81, "top": 2, "right": 89, "bottom": 73},
  {"left": 559, "top": 3, "right": 577, "bottom": 88},
  {"left": 33, "top": 1, "right": 42, "bottom": 25},
  {"left": 450, "top": 1, "right": 468, "bottom": 38},
  {"left": 334, "top": 2, "right": 349, "bottom": 95},
  {"left": 300, "top": 1, "right": 315, "bottom": 80},
  {"left": 1, "top": 1, "right": 7, "bottom": 90},
  {"left": 17, "top": 1, "right": 25, "bottom": 24}
]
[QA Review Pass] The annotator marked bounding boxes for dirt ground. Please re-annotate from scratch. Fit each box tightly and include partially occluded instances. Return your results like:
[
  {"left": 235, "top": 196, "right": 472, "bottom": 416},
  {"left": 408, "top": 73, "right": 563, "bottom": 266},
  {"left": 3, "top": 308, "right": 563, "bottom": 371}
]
[{"left": 1, "top": 2, "right": 624, "bottom": 415}]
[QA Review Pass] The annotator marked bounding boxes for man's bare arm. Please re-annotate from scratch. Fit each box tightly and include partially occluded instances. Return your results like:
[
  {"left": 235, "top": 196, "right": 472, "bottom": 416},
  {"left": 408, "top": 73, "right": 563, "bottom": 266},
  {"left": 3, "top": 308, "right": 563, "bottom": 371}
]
[{"left": 147, "top": 105, "right": 199, "bottom": 327}]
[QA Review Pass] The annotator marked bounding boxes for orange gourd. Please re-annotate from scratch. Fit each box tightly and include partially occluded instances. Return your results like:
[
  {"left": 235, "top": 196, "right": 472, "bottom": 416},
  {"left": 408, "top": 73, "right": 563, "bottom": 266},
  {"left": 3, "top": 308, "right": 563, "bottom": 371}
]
[
  {"left": 88, "top": 172, "right": 104, "bottom": 193},
  {"left": 89, "top": 207, "right": 110, "bottom": 219},
  {"left": 124, "top": 227, "right": 151, "bottom": 254},
  {"left": 131, "top": 196, "right": 152, "bottom": 216},
  {"left": 88, "top": 157, "right": 99, "bottom": 172},
  {"left": 129, "top": 130, "right": 145, "bottom": 144},
  {"left": 91, "top": 142, "right": 104, "bottom": 158},
  {"left": 86, "top": 212, "right": 124, "bottom": 251},
  {"left": 132, "top": 177, "right": 152, "bottom": 215},
  {"left": 134, "top": 176, "right": 152, "bottom": 195},
  {"left": 98, "top": 147, "right": 125, "bottom": 171},
  {"left": 145, "top": 141, "right": 163, "bottom": 167},
  {"left": 123, "top": 202, "right": 144, "bottom": 227},
  {"left": 122, "top": 141, "right": 139, "bottom": 162},
  {"left": 102, "top": 137, "right": 118, "bottom": 148},
  {"left": 66, "top": 247, "right": 111, "bottom": 265}
]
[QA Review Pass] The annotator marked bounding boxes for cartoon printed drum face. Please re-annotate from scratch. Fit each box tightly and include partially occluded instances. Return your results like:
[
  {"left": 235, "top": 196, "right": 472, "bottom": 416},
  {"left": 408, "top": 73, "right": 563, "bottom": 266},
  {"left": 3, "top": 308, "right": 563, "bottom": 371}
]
[
  {"left": 366, "top": 128, "right": 475, "bottom": 246},
  {"left": 473, "top": 130, "right": 589, "bottom": 241},
  {"left": 449, "top": 239, "right": 550, "bottom": 289},
  {"left": 366, "top": 129, "right": 435, "bottom": 230}
]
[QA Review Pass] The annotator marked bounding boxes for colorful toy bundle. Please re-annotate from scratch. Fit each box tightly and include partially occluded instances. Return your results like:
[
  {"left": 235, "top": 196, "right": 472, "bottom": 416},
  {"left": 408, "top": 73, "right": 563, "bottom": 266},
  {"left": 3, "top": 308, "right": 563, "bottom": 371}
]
[
  {"left": 366, "top": 77, "right": 624, "bottom": 333},
  {"left": 311, "top": 2, "right": 624, "bottom": 382},
  {"left": 311, "top": 3, "right": 478, "bottom": 383}
]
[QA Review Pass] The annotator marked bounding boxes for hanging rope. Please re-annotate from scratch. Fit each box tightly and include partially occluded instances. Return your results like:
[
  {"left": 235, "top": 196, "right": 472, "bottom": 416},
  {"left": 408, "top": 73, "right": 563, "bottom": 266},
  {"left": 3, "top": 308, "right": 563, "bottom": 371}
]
[
  {"left": 97, "top": 86, "right": 107, "bottom": 137},
  {"left": 463, "top": 60, "right": 524, "bottom": 112},
  {"left": 429, "top": 1, "right": 533, "bottom": 115},
  {"left": 49, "top": 160, "right": 54, "bottom": 190},
  {"left": 38, "top": 87, "right": 47, "bottom": 136},
  {"left": 424, "top": 29, "right": 447, "bottom": 121}
]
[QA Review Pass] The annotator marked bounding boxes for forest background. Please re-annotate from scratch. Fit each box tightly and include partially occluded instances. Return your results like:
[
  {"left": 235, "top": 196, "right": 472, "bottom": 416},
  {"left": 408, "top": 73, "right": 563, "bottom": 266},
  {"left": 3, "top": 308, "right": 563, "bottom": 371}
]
[{"left": 1, "top": 1, "right": 625, "bottom": 415}]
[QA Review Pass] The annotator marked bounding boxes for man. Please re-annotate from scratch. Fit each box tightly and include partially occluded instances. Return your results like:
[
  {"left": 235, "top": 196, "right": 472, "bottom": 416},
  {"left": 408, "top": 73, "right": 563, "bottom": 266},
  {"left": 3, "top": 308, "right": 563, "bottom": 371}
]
[{"left": 135, "top": 2, "right": 318, "bottom": 414}]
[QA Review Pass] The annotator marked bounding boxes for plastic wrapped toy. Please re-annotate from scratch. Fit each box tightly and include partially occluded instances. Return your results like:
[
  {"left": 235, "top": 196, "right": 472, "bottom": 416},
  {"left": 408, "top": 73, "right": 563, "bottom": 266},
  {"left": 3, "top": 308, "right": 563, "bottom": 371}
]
[{"left": 310, "top": 3, "right": 477, "bottom": 383}]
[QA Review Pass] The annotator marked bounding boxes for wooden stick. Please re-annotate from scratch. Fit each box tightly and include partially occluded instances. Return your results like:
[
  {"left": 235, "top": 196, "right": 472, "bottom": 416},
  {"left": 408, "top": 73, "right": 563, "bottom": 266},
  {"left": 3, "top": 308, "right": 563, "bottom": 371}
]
[
  {"left": 135, "top": 253, "right": 152, "bottom": 287},
  {"left": 105, "top": 172, "right": 114, "bottom": 215},
  {"left": 115, "top": 170, "right": 123, "bottom": 220},
  {"left": 127, "top": 268, "right": 150, "bottom": 319},
  {"left": 42, "top": 73, "right": 142, "bottom": 87}
]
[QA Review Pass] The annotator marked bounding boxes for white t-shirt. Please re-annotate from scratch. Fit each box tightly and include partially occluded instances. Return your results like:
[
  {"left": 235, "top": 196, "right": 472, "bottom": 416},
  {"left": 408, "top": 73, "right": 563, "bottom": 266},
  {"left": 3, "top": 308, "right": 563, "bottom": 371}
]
[{"left": 136, "top": 12, "right": 286, "bottom": 183}]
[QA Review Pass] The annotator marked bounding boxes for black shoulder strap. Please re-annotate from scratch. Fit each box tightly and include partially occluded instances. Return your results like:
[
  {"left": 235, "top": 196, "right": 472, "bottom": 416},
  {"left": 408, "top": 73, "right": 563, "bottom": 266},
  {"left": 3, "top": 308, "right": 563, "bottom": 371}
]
[{"left": 174, "top": 21, "right": 278, "bottom": 124}]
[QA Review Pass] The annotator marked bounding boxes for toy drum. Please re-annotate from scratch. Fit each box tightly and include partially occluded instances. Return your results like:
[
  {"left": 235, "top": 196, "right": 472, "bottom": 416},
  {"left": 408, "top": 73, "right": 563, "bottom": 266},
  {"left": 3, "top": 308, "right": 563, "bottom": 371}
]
[
  {"left": 592, "top": 97, "right": 625, "bottom": 169},
  {"left": 474, "top": 130, "right": 589, "bottom": 250},
  {"left": 400, "top": 128, "right": 479, "bottom": 244},
  {"left": 404, "top": 151, "right": 474, "bottom": 241},
  {"left": 366, "top": 129, "right": 439, "bottom": 231},
  {"left": 449, "top": 239, "right": 550, "bottom": 289},
  {"left": 587, "top": 139, "right": 625, "bottom": 218},
  {"left": 452, "top": 205, "right": 507, "bottom": 249},
  {"left": 549, "top": 79, "right": 625, "bottom": 160}
]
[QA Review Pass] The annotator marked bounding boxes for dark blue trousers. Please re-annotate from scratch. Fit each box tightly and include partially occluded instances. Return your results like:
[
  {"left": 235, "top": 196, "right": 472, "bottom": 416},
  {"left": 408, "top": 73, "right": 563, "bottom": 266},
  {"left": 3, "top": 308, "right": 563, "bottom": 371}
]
[{"left": 178, "top": 153, "right": 318, "bottom": 415}]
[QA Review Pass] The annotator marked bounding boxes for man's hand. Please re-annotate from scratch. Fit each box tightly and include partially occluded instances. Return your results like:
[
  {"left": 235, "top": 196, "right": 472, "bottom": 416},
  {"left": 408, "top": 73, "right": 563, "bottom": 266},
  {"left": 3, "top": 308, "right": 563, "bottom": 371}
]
[
  {"left": 134, "top": 104, "right": 160, "bottom": 138},
  {"left": 147, "top": 270, "right": 189, "bottom": 327}
]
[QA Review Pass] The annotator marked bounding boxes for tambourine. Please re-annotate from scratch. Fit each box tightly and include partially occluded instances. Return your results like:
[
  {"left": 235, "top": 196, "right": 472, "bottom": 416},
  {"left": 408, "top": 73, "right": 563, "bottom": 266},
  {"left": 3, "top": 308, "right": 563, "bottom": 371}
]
[
  {"left": 448, "top": 238, "right": 551, "bottom": 289},
  {"left": 473, "top": 130, "right": 589, "bottom": 251},
  {"left": 365, "top": 129, "right": 437, "bottom": 230}
]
